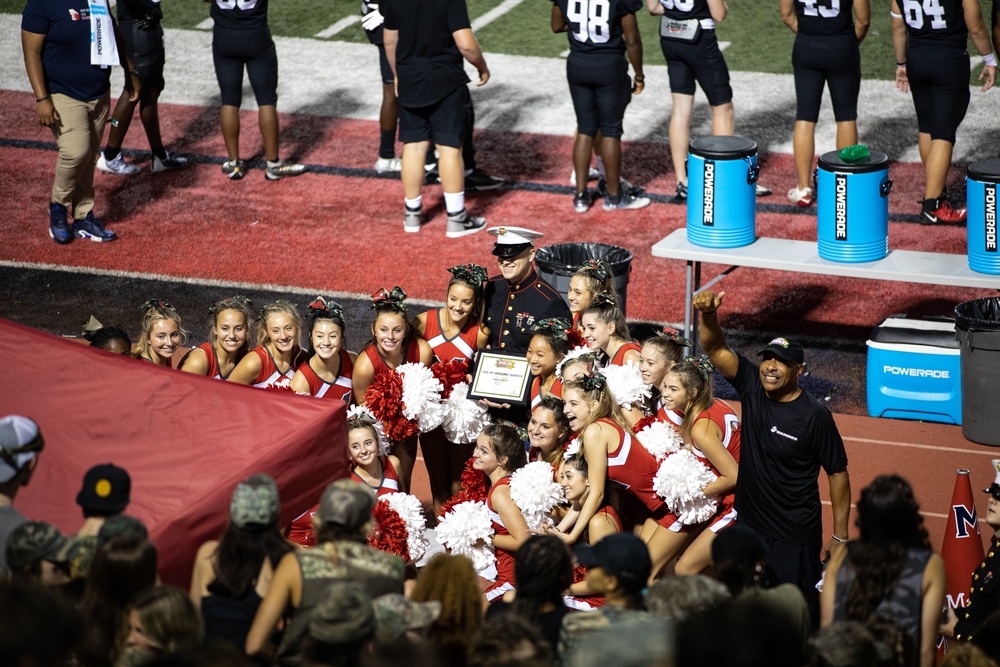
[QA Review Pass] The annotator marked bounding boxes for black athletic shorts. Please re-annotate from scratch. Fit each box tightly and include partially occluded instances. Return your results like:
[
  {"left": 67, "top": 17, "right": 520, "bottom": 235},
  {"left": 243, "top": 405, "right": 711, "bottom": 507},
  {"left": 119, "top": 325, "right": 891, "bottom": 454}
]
[
  {"left": 906, "top": 49, "right": 970, "bottom": 144},
  {"left": 660, "top": 30, "right": 732, "bottom": 106},
  {"left": 212, "top": 26, "right": 279, "bottom": 107},
  {"left": 792, "top": 35, "right": 861, "bottom": 123},
  {"left": 397, "top": 84, "right": 469, "bottom": 148},
  {"left": 376, "top": 44, "right": 394, "bottom": 85},
  {"left": 566, "top": 55, "right": 631, "bottom": 139},
  {"left": 120, "top": 20, "right": 165, "bottom": 94}
]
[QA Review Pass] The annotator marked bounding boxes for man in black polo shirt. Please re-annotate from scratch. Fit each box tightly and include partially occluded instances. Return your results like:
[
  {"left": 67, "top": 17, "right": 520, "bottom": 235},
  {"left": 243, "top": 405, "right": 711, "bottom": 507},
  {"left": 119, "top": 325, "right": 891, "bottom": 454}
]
[
  {"left": 382, "top": 0, "right": 489, "bottom": 238},
  {"left": 693, "top": 289, "right": 851, "bottom": 627}
]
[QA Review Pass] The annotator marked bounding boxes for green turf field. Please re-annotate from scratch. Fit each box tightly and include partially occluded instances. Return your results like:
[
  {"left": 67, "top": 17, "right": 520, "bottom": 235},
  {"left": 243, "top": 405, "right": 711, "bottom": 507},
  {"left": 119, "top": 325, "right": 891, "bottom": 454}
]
[{"left": 3, "top": 0, "right": 993, "bottom": 82}]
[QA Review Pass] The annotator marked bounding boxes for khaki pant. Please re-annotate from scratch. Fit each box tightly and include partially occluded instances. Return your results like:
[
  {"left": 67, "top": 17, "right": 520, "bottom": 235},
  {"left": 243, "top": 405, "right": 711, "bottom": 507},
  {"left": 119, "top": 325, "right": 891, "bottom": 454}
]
[{"left": 49, "top": 92, "right": 110, "bottom": 219}]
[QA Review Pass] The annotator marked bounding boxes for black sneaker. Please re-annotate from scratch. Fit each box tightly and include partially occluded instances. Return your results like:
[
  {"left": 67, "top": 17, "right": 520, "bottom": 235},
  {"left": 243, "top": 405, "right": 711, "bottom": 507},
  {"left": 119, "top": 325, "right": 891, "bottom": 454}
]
[
  {"left": 222, "top": 160, "right": 246, "bottom": 181},
  {"left": 49, "top": 202, "right": 71, "bottom": 244},
  {"left": 603, "top": 192, "right": 651, "bottom": 211},
  {"left": 465, "top": 168, "right": 503, "bottom": 191},
  {"left": 73, "top": 212, "right": 118, "bottom": 242},
  {"left": 573, "top": 191, "right": 593, "bottom": 214},
  {"left": 424, "top": 166, "right": 440, "bottom": 185},
  {"left": 674, "top": 181, "right": 688, "bottom": 201},
  {"left": 597, "top": 177, "right": 645, "bottom": 199},
  {"left": 446, "top": 209, "right": 487, "bottom": 238}
]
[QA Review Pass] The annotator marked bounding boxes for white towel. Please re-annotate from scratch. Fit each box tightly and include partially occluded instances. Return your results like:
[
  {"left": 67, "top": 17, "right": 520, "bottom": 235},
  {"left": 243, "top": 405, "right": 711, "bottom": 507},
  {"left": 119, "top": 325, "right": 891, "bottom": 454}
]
[{"left": 89, "top": 0, "right": 120, "bottom": 68}]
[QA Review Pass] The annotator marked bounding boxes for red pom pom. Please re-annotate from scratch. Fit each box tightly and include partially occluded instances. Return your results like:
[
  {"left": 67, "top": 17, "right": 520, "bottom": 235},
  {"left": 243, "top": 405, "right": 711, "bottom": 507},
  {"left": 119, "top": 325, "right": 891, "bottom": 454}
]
[
  {"left": 634, "top": 415, "right": 658, "bottom": 434},
  {"left": 266, "top": 383, "right": 296, "bottom": 393},
  {"left": 436, "top": 457, "right": 491, "bottom": 521},
  {"left": 572, "top": 563, "right": 588, "bottom": 584},
  {"left": 369, "top": 499, "right": 411, "bottom": 561},
  {"left": 566, "top": 328, "right": 587, "bottom": 350},
  {"left": 431, "top": 359, "right": 469, "bottom": 399},
  {"left": 364, "top": 371, "right": 420, "bottom": 441}
]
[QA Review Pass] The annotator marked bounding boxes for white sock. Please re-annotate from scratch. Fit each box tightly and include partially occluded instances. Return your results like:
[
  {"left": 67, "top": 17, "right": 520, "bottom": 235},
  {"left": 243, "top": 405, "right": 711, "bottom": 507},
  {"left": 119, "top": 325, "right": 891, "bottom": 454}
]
[
  {"left": 266, "top": 160, "right": 281, "bottom": 168},
  {"left": 444, "top": 192, "right": 465, "bottom": 216},
  {"left": 405, "top": 196, "right": 422, "bottom": 211},
  {"left": 595, "top": 156, "right": 606, "bottom": 176}
]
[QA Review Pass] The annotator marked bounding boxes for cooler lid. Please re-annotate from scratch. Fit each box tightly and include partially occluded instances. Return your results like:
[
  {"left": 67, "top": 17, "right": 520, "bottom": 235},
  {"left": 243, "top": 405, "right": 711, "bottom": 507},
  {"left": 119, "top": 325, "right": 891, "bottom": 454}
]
[
  {"left": 818, "top": 150, "right": 889, "bottom": 174},
  {"left": 868, "top": 316, "right": 959, "bottom": 349},
  {"left": 689, "top": 136, "right": 758, "bottom": 160},
  {"left": 968, "top": 158, "right": 1000, "bottom": 183}
]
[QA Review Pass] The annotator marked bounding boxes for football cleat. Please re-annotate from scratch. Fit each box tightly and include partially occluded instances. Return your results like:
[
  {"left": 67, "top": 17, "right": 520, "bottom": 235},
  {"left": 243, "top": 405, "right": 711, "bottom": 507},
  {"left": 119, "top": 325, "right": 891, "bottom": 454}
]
[
  {"left": 222, "top": 160, "right": 246, "bottom": 181},
  {"left": 97, "top": 151, "right": 140, "bottom": 176},
  {"left": 920, "top": 199, "right": 967, "bottom": 225}
]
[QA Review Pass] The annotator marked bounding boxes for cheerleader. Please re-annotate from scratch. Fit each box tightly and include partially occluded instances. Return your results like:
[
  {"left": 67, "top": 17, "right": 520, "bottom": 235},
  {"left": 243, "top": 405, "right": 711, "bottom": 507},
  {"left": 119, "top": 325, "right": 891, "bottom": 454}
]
[
  {"left": 286, "top": 409, "right": 398, "bottom": 547},
  {"left": 229, "top": 301, "right": 306, "bottom": 388},
  {"left": 580, "top": 294, "right": 639, "bottom": 367},
  {"left": 639, "top": 327, "right": 691, "bottom": 426},
  {"left": 558, "top": 352, "right": 598, "bottom": 385},
  {"left": 134, "top": 300, "right": 186, "bottom": 367},
  {"left": 557, "top": 371, "right": 691, "bottom": 580},
  {"left": 475, "top": 423, "right": 531, "bottom": 604},
  {"left": 528, "top": 396, "right": 571, "bottom": 470},
  {"left": 412, "top": 265, "right": 489, "bottom": 509},
  {"left": 353, "top": 286, "right": 433, "bottom": 492},
  {"left": 660, "top": 358, "right": 740, "bottom": 575},
  {"left": 566, "top": 259, "right": 619, "bottom": 329},
  {"left": 527, "top": 318, "right": 576, "bottom": 409},
  {"left": 289, "top": 297, "right": 355, "bottom": 402},
  {"left": 179, "top": 296, "right": 254, "bottom": 379}
]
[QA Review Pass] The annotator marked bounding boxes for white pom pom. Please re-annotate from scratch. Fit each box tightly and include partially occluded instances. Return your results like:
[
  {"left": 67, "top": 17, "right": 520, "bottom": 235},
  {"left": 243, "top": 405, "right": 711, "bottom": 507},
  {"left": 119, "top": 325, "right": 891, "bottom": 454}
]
[
  {"left": 635, "top": 420, "right": 684, "bottom": 462},
  {"left": 442, "top": 382, "right": 492, "bottom": 444},
  {"left": 436, "top": 500, "right": 496, "bottom": 574},
  {"left": 510, "top": 461, "right": 564, "bottom": 531},
  {"left": 383, "top": 492, "right": 429, "bottom": 563},
  {"left": 398, "top": 363, "right": 445, "bottom": 433},
  {"left": 346, "top": 404, "right": 391, "bottom": 456},
  {"left": 555, "top": 346, "right": 591, "bottom": 378},
  {"left": 563, "top": 437, "right": 581, "bottom": 460},
  {"left": 602, "top": 361, "right": 652, "bottom": 410},
  {"left": 653, "top": 450, "right": 719, "bottom": 525}
]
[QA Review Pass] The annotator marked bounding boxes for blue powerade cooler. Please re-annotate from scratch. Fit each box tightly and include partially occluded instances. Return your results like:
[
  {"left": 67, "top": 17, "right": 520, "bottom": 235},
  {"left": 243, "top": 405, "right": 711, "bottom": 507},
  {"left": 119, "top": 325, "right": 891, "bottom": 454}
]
[
  {"left": 966, "top": 158, "right": 1000, "bottom": 275},
  {"left": 686, "top": 136, "right": 759, "bottom": 248},
  {"left": 866, "top": 315, "right": 961, "bottom": 424},
  {"left": 817, "top": 150, "right": 892, "bottom": 263}
]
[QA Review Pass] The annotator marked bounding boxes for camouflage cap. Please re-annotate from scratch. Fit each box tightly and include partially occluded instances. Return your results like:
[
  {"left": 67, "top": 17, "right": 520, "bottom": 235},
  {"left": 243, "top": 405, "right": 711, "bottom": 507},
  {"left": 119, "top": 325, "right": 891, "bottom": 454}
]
[
  {"left": 59, "top": 534, "right": 98, "bottom": 580},
  {"left": 5, "top": 521, "right": 68, "bottom": 570},
  {"left": 373, "top": 593, "right": 441, "bottom": 643},
  {"left": 97, "top": 515, "right": 149, "bottom": 547},
  {"left": 230, "top": 473, "right": 280, "bottom": 529},
  {"left": 309, "top": 580, "right": 376, "bottom": 645}
]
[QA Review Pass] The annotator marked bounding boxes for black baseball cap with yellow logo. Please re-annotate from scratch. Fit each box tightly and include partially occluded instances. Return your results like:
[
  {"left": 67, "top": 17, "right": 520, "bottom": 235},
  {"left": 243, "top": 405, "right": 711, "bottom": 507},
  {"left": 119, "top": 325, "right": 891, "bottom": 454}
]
[{"left": 76, "top": 463, "right": 131, "bottom": 514}]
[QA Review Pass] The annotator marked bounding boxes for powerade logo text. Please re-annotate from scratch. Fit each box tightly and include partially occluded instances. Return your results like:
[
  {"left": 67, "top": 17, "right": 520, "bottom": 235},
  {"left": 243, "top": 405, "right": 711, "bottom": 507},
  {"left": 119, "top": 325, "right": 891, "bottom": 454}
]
[
  {"left": 883, "top": 365, "right": 951, "bottom": 379},
  {"left": 986, "top": 183, "right": 997, "bottom": 253},
  {"left": 835, "top": 174, "right": 848, "bottom": 240},
  {"left": 702, "top": 161, "right": 715, "bottom": 227}
]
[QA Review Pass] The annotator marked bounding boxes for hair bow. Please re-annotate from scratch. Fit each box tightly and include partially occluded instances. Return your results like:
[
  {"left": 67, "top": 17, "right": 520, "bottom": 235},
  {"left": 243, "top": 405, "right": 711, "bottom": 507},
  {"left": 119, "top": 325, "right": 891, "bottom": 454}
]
[
  {"left": 309, "top": 296, "right": 345, "bottom": 320},
  {"left": 448, "top": 264, "right": 489, "bottom": 288},
  {"left": 495, "top": 419, "right": 531, "bottom": 447},
  {"left": 533, "top": 318, "right": 572, "bottom": 340},
  {"left": 591, "top": 292, "right": 617, "bottom": 308},
  {"left": 581, "top": 259, "right": 610, "bottom": 282},
  {"left": 683, "top": 355, "right": 716, "bottom": 379},
  {"left": 346, "top": 405, "right": 379, "bottom": 429},
  {"left": 139, "top": 299, "right": 171, "bottom": 312},
  {"left": 371, "top": 286, "right": 407, "bottom": 312},
  {"left": 581, "top": 370, "right": 607, "bottom": 392},
  {"left": 210, "top": 295, "right": 252, "bottom": 315},
  {"left": 658, "top": 326, "right": 693, "bottom": 347}
]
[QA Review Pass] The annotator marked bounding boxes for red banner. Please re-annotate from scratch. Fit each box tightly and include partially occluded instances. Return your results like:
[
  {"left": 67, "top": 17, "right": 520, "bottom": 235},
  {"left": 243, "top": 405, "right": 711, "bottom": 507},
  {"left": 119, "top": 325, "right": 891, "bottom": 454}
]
[{"left": 0, "top": 318, "right": 350, "bottom": 586}]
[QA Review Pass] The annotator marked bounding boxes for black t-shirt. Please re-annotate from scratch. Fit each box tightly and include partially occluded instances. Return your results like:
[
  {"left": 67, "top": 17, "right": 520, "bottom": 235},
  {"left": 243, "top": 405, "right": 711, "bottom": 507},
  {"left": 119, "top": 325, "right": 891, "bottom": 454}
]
[
  {"left": 554, "top": 0, "right": 642, "bottom": 62},
  {"left": 902, "top": 0, "right": 968, "bottom": 50},
  {"left": 729, "top": 354, "right": 848, "bottom": 544},
  {"left": 117, "top": 0, "right": 161, "bottom": 23},
  {"left": 381, "top": 0, "right": 472, "bottom": 107},
  {"left": 656, "top": 0, "right": 711, "bottom": 21},
  {"left": 210, "top": 0, "right": 269, "bottom": 32},
  {"left": 21, "top": 0, "right": 112, "bottom": 101},
  {"left": 795, "top": 0, "right": 855, "bottom": 40}
]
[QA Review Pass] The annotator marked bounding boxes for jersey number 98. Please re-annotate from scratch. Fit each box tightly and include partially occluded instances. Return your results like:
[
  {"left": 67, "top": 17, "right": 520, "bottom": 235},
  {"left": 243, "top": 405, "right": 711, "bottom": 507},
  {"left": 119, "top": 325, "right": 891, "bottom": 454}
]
[
  {"left": 567, "top": 0, "right": 611, "bottom": 44},
  {"left": 215, "top": 0, "right": 260, "bottom": 9}
]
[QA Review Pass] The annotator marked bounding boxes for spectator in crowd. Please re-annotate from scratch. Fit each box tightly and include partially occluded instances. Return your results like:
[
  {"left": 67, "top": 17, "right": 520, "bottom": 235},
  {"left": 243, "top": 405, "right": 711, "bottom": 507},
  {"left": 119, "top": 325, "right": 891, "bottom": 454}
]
[
  {"left": 694, "top": 289, "right": 851, "bottom": 625},
  {"left": 119, "top": 586, "right": 203, "bottom": 666},
  {"left": 0, "top": 580, "right": 82, "bottom": 667},
  {"left": 469, "top": 614, "right": 553, "bottom": 667},
  {"left": 678, "top": 595, "right": 804, "bottom": 667},
  {"left": 645, "top": 574, "right": 730, "bottom": 625},
  {"left": 300, "top": 581, "right": 377, "bottom": 667},
  {"left": 409, "top": 553, "right": 483, "bottom": 666},
  {"left": 4, "top": 521, "right": 71, "bottom": 587},
  {"left": 569, "top": 616, "right": 672, "bottom": 667},
  {"left": 821, "top": 475, "right": 945, "bottom": 667},
  {"left": 942, "top": 459, "right": 1000, "bottom": 644},
  {"left": 381, "top": 0, "right": 490, "bottom": 236},
  {"left": 371, "top": 593, "right": 441, "bottom": 645},
  {"left": 0, "top": 415, "right": 43, "bottom": 573},
  {"left": 806, "top": 620, "right": 879, "bottom": 667},
  {"left": 75, "top": 463, "right": 132, "bottom": 537},
  {"left": 190, "top": 473, "right": 293, "bottom": 653},
  {"left": 245, "top": 479, "right": 404, "bottom": 664},
  {"left": 86, "top": 326, "right": 133, "bottom": 356}
]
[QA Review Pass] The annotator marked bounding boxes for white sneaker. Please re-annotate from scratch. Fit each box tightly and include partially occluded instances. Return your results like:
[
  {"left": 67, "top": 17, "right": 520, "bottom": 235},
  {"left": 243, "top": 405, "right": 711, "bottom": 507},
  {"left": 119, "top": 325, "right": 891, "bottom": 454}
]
[
  {"left": 569, "top": 167, "right": 601, "bottom": 187},
  {"left": 151, "top": 151, "right": 188, "bottom": 173},
  {"left": 787, "top": 186, "right": 815, "bottom": 207},
  {"left": 375, "top": 157, "right": 402, "bottom": 173},
  {"left": 755, "top": 183, "right": 773, "bottom": 197},
  {"left": 97, "top": 151, "right": 140, "bottom": 176}
]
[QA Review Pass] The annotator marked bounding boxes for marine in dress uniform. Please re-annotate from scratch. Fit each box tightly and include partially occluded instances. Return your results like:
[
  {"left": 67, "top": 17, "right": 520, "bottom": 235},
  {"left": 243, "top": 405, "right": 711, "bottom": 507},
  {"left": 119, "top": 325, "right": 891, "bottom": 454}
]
[
  {"left": 483, "top": 227, "right": 571, "bottom": 356},
  {"left": 945, "top": 458, "right": 1000, "bottom": 642}
]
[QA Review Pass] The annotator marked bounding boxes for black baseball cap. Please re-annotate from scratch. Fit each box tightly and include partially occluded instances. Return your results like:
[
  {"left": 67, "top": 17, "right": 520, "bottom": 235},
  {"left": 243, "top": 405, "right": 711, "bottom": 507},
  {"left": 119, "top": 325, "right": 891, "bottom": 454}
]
[
  {"left": 574, "top": 533, "right": 651, "bottom": 590},
  {"left": 76, "top": 463, "right": 131, "bottom": 513},
  {"left": 757, "top": 336, "right": 805, "bottom": 364},
  {"left": 985, "top": 459, "right": 1000, "bottom": 500}
]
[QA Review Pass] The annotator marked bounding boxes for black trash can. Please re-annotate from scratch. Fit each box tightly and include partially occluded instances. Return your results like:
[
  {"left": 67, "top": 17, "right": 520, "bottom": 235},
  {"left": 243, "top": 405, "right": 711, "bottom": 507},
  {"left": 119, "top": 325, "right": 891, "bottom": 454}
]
[
  {"left": 955, "top": 297, "right": 1000, "bottom": 446},
  {"left": 535, "top": 243, "right": 633, "bottom": 315}
]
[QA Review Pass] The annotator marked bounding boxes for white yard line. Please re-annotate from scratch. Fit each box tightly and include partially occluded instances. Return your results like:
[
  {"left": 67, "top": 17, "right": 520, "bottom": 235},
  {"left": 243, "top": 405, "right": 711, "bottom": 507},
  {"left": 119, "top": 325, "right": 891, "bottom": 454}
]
[
  {"left": 843, "top": 436, "right": 998, "bottom": 457},
  {"left": 471, "top": 0, "right": 525, "bottom": 31},
  {"left": 195, "top": 17, "right": 214, "bottom": 30},
  {"left": 315, "top": 15, "right": 361, "bottom": 39}
]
